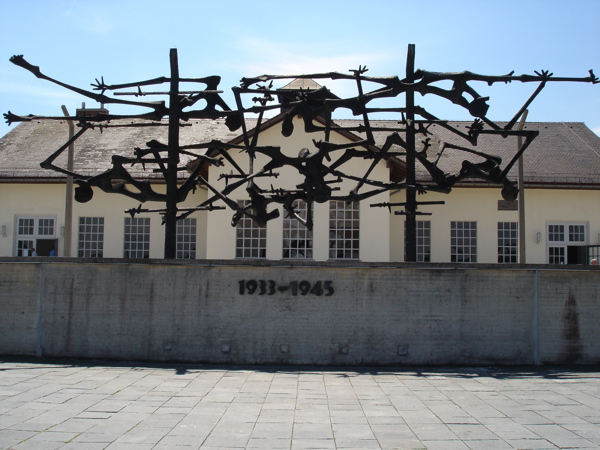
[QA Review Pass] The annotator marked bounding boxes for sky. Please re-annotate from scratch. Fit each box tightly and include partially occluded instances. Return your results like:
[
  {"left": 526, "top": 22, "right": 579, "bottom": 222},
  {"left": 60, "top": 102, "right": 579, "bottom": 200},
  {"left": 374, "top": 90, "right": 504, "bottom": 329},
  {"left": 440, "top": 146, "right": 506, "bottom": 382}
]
[{"left": 0, "top": 0, "right": 598, "bottom": 139}]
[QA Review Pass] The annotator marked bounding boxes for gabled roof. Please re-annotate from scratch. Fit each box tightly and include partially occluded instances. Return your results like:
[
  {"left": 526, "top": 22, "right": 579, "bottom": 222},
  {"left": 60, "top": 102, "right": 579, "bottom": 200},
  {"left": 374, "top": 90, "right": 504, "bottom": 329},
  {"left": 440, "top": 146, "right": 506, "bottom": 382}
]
[
  {"left": 0, "top": 118, "right": 240, "bottom": 180},
  {"left": 227, "top": 111, "right": 378, "bottom": 151},
  {"left": 336, "top": 120, "right": 600, "bottom": 187},
  {"left": 225, "top": 111, "right": 406, "bottom": 181},
  {"left": 278, "top": 78, "right": 324, "bottom": 91},
  {"left": 1, "top": 117, "right": 599, "bottom": 188}
]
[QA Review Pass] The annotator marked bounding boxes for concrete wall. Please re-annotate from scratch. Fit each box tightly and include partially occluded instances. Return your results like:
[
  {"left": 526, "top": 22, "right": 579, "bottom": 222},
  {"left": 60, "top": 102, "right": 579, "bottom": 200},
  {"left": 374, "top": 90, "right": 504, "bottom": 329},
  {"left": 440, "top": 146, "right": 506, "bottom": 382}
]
[{"left": 1, "top": 258, "right": 598, "bottom": 365}]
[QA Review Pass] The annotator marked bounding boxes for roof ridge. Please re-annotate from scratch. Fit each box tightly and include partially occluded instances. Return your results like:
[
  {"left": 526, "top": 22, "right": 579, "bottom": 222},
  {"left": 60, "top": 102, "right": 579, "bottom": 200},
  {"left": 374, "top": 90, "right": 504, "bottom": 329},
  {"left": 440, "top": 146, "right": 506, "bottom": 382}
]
[{"left": 560, "top": 122, "right": 600, "bottom": 159}]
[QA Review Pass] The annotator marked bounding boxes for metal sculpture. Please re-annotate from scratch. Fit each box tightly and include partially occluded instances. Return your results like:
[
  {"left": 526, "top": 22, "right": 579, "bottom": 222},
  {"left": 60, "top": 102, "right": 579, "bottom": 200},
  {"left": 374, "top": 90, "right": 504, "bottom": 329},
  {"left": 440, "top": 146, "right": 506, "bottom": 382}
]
[
  {"left": 4, "top": 46, "right": 597, "bottom": 260},
  {"left": 5, "top": 50, "right": 236, "bottom": 258}
]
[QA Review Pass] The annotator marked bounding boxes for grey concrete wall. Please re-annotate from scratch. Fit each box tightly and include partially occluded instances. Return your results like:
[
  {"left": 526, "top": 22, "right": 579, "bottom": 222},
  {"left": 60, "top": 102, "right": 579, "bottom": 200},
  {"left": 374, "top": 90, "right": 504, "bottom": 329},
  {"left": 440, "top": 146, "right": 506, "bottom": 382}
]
[
  {"left": 538, "top": 270, "right": 600, "bottom": 364},
  {"left": 0, "top": 263, "right": 41, "bottom": 356},
  {"left": 1, "top": 259, "right": 598, "bottom": 365}
]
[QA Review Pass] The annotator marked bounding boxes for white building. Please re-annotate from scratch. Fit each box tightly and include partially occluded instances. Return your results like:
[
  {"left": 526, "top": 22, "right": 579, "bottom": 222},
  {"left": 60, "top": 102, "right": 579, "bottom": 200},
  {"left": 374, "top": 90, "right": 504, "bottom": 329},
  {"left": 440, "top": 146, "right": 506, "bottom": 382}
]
[{"left": 1, "top": 109, "right": 599, "bottom": 265}]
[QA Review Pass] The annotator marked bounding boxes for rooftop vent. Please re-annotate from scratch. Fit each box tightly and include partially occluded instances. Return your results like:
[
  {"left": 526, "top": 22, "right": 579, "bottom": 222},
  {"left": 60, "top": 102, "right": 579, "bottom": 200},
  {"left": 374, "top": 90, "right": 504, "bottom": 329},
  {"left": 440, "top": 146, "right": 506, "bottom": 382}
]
[{"left": 75, "top": 102, "right": 109, "bottom": 118}]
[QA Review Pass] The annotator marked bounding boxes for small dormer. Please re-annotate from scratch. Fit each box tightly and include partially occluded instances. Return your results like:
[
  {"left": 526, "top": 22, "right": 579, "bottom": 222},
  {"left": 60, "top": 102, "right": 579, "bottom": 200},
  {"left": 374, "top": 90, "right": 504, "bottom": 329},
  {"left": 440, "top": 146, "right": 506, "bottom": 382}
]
[{"left": 276, "top": 78, "right": 338, "bottom": 113}]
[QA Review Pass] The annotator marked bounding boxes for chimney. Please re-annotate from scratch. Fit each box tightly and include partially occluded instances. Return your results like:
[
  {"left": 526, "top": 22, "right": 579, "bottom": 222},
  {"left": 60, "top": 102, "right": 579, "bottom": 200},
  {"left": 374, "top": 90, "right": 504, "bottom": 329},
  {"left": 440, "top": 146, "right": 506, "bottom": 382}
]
[{"left": 76, "top": 102, "right": 109, "bottom": 118}]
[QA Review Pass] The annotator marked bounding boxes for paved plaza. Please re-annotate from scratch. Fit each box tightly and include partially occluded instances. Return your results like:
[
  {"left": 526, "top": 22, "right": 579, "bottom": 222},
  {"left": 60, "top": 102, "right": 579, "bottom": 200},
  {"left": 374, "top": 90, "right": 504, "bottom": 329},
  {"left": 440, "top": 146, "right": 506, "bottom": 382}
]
[{"left": 0, "top": 359, "right": 599, "bottom": 449}]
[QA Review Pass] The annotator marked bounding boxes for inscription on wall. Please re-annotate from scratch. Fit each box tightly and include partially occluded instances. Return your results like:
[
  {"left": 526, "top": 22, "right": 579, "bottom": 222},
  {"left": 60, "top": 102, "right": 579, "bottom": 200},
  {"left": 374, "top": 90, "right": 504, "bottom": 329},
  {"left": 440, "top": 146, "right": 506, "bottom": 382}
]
[
  {"left": 498, "top": 200, "right": 518, "bottom": 211},
  {"left": 238, "top": 280, "right": 334, "bottom": 296}
]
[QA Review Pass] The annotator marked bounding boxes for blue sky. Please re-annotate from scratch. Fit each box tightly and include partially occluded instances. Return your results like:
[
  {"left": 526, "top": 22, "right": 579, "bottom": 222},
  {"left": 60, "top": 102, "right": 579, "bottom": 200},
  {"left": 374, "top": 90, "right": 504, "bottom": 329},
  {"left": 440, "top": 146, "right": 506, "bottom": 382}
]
[{"left": 1, "top": 0, "right": 598, "bottom": 138}]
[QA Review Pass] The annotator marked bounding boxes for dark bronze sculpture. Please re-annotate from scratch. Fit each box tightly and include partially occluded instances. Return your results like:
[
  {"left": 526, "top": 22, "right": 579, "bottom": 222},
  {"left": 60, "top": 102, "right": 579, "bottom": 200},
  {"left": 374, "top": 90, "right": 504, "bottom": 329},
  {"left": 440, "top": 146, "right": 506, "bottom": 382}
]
[{"left": 4, "top": 46, "right": 597, "bottom": 260}]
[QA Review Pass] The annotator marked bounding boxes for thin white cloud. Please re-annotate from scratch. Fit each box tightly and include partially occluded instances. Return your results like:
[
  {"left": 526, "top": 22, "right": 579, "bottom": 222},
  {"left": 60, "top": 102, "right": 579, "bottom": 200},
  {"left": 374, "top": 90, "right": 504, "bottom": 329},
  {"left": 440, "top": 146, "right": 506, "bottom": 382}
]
[
  {"left": 64, "top": 4, "right": 113, "bottom": 35},
  {"left": 593, "top": 127, "right": 600, "bottom": 137},
  {"left": 219, "top": 35, "right": 396, "bottom": 103},
  {"left": 0, "top": 81, "right": 83, "bottom": 117},
  {"left": 0, "top": 82, "right": 80, "bottom": 101},
  {"left": 231, "top": 36, "right": 391, "bottom": 77}
]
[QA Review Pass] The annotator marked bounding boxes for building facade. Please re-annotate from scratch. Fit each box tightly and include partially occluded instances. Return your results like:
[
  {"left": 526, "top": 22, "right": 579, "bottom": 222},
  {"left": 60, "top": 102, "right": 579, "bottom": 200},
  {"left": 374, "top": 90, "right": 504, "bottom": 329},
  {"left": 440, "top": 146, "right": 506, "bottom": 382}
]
[{"left": 1, "top": 114, "right": 599, "bottom": 265}]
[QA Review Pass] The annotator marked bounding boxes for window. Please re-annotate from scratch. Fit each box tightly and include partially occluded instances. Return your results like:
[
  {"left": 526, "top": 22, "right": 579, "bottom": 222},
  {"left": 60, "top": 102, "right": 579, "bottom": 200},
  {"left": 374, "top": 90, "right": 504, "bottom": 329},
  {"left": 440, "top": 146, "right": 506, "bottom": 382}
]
[
  {"left": 37, "top": 218, "right": 55, "bottom": 236},
  {"left": 78, "top": 217, "right": 104, "bottom": 258},
  {"left": 15, "top": 216, "right": 57, "bottom": 256},
  {"left": 283, "top": 200, "right": 313, "bottom": 259},
  {"left": 176, "top": 218, "right": 196, "bottom": 259},
  {"left": 547, "top": 222, "right": 587, "bottom": 264},
  {"left": 405, "top": 220, "right": 431, "bottom": 262},
  {"left": 124, "top": 217, "right": 150, "bottom": 258},
  {"left": 549, "top": 246, "right": 566, "bottom": 264},
  {"left": 451, "top": 221, "right": 477, "bottom": 263},
  {"left": 588, "top": 245, "right": 600, "bottom": 265},
  {"left": 569, "top": 224, "right": 586, "bottom": 242},
  {"left": 329, "top": 200, "right": 359, "bottom": 260},
  {"left": 498, "top": 222, "right": 518, "bottom": 263},
  {"left": 416, "top": 221, "right": 431, "bottom": 262},
  {"left": 548, "top": 224, "right": 565, "bottom": 242},
  {"left": 16, "top": 218, "right": 35, "bottom": 257},
  {"left": 236, "top": 201, "right": 266, "bottom": 258}
]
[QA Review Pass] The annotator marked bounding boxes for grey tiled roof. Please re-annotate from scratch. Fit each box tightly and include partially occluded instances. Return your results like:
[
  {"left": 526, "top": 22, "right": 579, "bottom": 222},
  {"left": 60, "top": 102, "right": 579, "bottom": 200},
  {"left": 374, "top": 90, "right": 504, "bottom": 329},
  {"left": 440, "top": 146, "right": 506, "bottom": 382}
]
[
  {"left": 1, "top": 117, "right": 599, "bottom": 187},
  {"left": 0, "top": 118, "right": 243, "bottom": 180},
  {"left": 335, "top": 120, "right": 600, "bottom": 186},
  {"left": 441, "top": 122, "right": 600, "bottom": 185}
]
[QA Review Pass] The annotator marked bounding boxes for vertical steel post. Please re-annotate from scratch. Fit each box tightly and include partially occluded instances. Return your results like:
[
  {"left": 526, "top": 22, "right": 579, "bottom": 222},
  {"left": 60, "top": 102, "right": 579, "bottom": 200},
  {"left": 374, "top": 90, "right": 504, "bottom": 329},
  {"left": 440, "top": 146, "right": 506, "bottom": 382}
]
[
  {"left": 533, "top": 269, "right": 540, "bottom": 364},
  {"left": 518, "top": 110, "right": 528, "bottom": 264},
  {"left": 164, "top": 48, "right": 180, "bottom": 259},
  {"left": 61, "top": 105, "right": 74, "bottom": 257},
  {"left": 405, "top": 44, "right": 417, "bottom": 262}
]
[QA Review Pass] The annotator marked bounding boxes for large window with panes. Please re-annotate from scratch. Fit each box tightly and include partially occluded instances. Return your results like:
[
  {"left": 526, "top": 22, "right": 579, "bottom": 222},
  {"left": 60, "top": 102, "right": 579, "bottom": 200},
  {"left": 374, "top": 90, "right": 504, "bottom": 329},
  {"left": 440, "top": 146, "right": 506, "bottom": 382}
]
[
  {"left": 15, "top": 216, "right": 57, "bottom": 256},
  {"left": 405, "top": 220, "right": 431, "bottom": 262},
  {"left": 78, "top": 217, "right": 104, "bottom": 258},
  {"left": 416, "top": 220, "right": 431, "bottom": 262},
  {"left": 283, "top": 200, "right": 313, "bottom": 259},
  {"left": 124, "top": 217, "right": 150, "bottom": 258},
  {"left": 547, "top": 222, "right": 587, "bottom": 264},
  {"left": 451, "top": 221, "right": 477, "bottom": 263},
  {"left": 329, "top": 200, "right": 359, "bottom": 260},
  {"left": 236, "top": 200, "right": 266, "bottom": 258},
  {"left": 498, "top": 222, "right": 518, "bottom": 263},
  {"left": 176, "top": 218, "right": 196, "bottom": 259}
]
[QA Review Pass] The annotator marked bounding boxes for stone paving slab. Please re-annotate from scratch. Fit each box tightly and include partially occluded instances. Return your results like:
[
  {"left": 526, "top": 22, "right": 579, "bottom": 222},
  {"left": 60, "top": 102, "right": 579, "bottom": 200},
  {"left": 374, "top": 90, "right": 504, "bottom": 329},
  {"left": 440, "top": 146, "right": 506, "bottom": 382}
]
[{"left": 0, "top": 359, "right": 599, "bottom": 449}]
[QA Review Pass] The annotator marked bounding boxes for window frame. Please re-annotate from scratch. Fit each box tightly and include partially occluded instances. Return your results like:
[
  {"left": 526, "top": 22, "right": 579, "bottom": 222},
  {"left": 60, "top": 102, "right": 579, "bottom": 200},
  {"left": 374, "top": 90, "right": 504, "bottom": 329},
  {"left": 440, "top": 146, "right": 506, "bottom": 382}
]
[
  {"left": 235, "top": 200, "right": 267, "bottom": 259},
  {"left": 329, "top": 200, "right": 360, "bottom": 260},
  {"left": 78, "top": 217, "right": 105, "bottom": 258},
  {"left": 405, "top": 220, "right": 431, "bottom": 262},
  {"left": 15, "top": 215, "right": 57, "bottom": 257},
  {"left": 450, "top": 221, "right": 477, "bottom": 263},
  {"left": 546, "top": 222, "right": 588, "bottom": 264},
  {"left": 498, "top": 221, "right": 518, "bottom": 263},
  {"left": 176, "top": 217, "right": 197, "bottom": 259},
  {"left": 283, "top": 200, "right": 313, "bottom": 259},
  {"left": 124, "top": 217, "right": 151, "bottom": 259}
]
